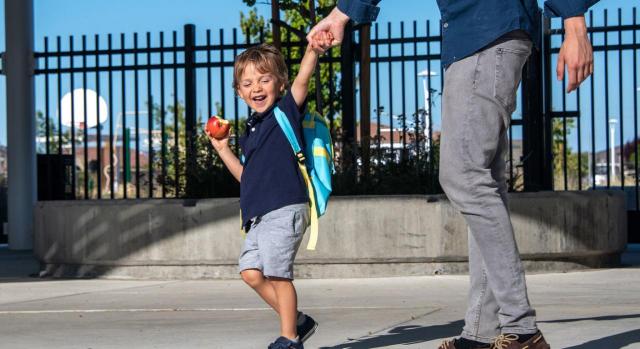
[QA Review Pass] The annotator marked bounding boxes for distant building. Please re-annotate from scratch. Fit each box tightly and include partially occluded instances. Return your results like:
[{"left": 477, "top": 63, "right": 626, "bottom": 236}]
[{"left": 356, "top": 122, "right": 441, "bottom": 148}]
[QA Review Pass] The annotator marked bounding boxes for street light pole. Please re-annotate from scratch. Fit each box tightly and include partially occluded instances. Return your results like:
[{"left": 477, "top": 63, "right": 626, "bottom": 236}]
[
  {"left": 418, "top": 69, "right": 437, "bottom": 152},
  {"left": 610, "top": 118, "right": 618, "bottom": 181},
  {"left": 4, "top": 0, "right": 35, "bottom": 250}
]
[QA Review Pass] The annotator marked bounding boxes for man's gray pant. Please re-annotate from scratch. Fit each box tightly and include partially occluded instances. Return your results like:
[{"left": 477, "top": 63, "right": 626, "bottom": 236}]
[{"left": 439, "top": 32, "right": 538, "bottom": 343}]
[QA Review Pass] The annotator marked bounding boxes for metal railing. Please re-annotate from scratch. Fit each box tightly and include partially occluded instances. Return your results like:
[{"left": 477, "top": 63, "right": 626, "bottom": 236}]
[
  {"left": 31, "top": 7, "right": 640, "bottom": 225},
  {"left": 33, "top": 24, "right": 344, "bottom": 199}
]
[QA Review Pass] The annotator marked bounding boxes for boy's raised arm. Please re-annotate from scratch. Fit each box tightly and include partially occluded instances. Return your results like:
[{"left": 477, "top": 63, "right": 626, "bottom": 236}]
[
  {"left": 291, "top": 46, "right": 319, "bottom": 108},
  {"left": 205, "top": 128, "right": 243, "bottom": 182},
  {"left": 291, "top": 32, "right": 331, "bottom": 107}
]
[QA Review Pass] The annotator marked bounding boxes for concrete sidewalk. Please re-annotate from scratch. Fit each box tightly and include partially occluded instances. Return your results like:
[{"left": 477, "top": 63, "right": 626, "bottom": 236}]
[{"left": 0, "top": 247, "right": 639, "bottom": 348}]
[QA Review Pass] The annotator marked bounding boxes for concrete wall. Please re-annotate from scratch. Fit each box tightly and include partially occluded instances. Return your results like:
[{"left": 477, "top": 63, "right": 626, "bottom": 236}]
[{"left": 34, "top": 191, "right": 627, "bottom": 279}]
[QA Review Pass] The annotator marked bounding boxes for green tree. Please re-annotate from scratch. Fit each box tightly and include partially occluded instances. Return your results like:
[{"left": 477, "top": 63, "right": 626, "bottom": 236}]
[
  {"left": 36, "top": 110, "right": 72, "bottom": 154},
  {"left": 240, "top": 2, "right": 446, "bottom": 195},
  {"left": 625, "top": 141, "right": 640, "bottom": 165},
  {"left": 240, "top": 0, "right": 341, "bottom": 121},
  {"left": 153, "top": 100, "right": 246, "bottom": 198},
  {"left": 552, "top": 118, "right": 589, "bottom": 190}
]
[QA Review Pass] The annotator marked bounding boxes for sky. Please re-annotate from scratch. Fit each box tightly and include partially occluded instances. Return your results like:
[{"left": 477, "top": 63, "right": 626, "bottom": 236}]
[{"left": 0, "top": 0, "right": 637, "bottom": 155}]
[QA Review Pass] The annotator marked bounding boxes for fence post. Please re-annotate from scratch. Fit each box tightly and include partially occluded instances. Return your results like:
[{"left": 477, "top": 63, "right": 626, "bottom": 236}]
[
  {"left": 522, "top": 15, "right": 553, "bottom": 191},
  {"left": 309, "top": 0, "right": 323, "bottom": 113},
  {"left": 340, "top": 22, "right": 356, "bottom": 169},
  {"left": 521, "top": 38, "right": 544, "bottom": 191},
  {"left": 340, "top": 23, "right": 356, "bottom": 177},
  {"left": 359, "top": 24, "right": 371, "bottom": 180},
  {"left": 271, "top": 1, "right": 281, "bottom": 49},
  {"left": 541, "top": 16, "right": 554, "bottom": 190},
  {"left": 184, "top": 24, "right": 197, "bottom": 198}
]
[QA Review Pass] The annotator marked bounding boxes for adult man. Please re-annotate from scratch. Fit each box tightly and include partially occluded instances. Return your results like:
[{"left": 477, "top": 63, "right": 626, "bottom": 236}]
[{"left": 308, "top": 0, "right": 597, "bottom": 348}]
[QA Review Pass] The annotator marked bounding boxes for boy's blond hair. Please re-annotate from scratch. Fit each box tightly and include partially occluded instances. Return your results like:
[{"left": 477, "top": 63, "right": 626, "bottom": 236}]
[{"left": 233, "top": 44, "right": 289, "bottom": 90}]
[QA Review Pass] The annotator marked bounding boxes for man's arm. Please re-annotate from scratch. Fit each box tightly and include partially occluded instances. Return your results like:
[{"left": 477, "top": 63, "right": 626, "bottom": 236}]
[
  {"left": 544, "top": 0, "right": 599, "bottom": 19},
  {"left": 307, "top": 0, "right": 381, "bottom": 49},
  {"left": 545, "top": 0, "right": 599, "bottom": 92},
  {"left": 335, "top": 0, "right": 381, "bottom": 25}
]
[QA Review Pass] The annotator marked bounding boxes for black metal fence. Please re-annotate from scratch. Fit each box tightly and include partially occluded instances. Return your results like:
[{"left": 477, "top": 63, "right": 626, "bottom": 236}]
[
  {"left": 33, "top": 24, "right": 345, "bottom": 199},
  {"left": 545, "top": 8, "right": 639, "bottom": 240},
  {"left": 31, "top": 8, "right": 640, "bottom": 236}
]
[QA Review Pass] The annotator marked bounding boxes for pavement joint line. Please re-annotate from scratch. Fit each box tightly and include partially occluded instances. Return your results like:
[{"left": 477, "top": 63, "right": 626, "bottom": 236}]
[
  {"left": 0, "top": 305, "right": 440, "bottom": 315},
  {"left": 0, "top": 280, "right": 181, "bottom": 307}
]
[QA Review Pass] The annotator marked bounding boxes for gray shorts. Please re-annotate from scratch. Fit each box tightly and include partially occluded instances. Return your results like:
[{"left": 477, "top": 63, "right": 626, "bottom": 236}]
[{"left": 238, "top": 203, "right": 310, "bottom": 279}]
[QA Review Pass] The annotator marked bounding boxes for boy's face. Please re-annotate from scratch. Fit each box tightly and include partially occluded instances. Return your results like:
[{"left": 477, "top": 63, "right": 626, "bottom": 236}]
[{"left": 236, "top": 63, "right": 285, "bottom": 114}]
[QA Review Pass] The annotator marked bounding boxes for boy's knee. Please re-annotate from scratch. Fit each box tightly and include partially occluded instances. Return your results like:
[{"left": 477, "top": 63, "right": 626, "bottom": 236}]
[
  {"left": 268, "top": 276, "right": 291, "bottom": 283},
  {"left": 267, "top": 276, "right": 293, "bottom": 289},
  {"left": 240, "top": 269, "right": 264, "bottom": 288}
]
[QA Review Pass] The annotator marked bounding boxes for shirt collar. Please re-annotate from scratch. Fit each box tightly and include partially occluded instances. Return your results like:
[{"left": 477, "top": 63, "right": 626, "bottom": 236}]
[{"left": 245, "top": 95, "right": 282, "bottom": 134}]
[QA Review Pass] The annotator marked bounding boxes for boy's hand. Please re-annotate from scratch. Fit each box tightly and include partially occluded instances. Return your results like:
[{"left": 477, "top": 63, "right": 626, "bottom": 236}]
[
  {"left": 204, "top": 127, "right": 230, "bottom": 153},
  {"left": 307, "top": 7, "right": 349, "bottom": 49},
  {"left": 309, "top": 31, "right": 333, "bottom": 55}
]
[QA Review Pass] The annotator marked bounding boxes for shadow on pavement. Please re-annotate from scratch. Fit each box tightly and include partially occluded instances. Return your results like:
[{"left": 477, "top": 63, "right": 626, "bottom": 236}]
[
  {"left": 319, "top": 320, "right": 464, "bottom": 349},
  {"left": 621, "top": 244, "right": 640, "bottom": 267},
  {"left": 0, "top": 246, "right": 40, "bottom": 280},
  {"left": 539, "top": 313, "right": 640, "bottom": 324},
  {"left": 562, "top": 328, "right": 640, "bottom": 349}
]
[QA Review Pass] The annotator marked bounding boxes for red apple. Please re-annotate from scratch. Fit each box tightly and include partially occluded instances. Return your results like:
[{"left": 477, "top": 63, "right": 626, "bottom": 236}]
[{"left": 206, "top": 115, "right": 231, "bottom": 140}]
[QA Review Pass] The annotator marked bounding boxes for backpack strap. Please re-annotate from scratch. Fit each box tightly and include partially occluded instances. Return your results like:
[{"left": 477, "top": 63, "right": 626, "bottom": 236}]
[{"left": 274, "top": 107, "right": 319, "bottom": 251}]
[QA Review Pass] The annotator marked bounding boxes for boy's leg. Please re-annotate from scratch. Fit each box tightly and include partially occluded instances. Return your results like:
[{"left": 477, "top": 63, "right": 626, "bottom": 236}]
[
  {"left": 259, "top": 203, "right": 310, "bottom": 341},
  {"left": 439, "top": 34, "right": 538, "bottom": 336},
  {"left": 241, "top": 269, "right": 279, "bottom": 311},
  {"left": 239, "top": 220, "right": 280, "bottom": 312},
  {"left": 269, "top": 277, "right": 299, "bottom": 339}
]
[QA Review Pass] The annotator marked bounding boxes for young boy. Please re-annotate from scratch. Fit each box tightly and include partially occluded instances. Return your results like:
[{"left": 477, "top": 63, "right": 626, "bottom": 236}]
[{"left": 205, "top": 36, "right": 330, "bottom": 349}]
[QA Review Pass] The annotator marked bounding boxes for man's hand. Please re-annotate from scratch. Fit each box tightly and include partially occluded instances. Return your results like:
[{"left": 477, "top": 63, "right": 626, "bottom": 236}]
[
  {"left": 307, "top": 7, "right": 350, "bottom": 51},
  {"left": 557, "top": 16, "right": 593, "bottom": 93},
  {"left": 309, "top": 31, "right": 334, "bottom": 55}
]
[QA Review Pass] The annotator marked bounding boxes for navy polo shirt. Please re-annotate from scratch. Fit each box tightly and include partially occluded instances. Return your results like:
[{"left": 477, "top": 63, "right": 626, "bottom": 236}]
[{"left": 238, "top": 91, "right": 309, "bottom": 226}]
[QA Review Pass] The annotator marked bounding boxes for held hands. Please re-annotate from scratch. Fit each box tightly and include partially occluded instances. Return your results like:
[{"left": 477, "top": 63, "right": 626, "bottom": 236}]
[
  {"left": 557, "top": 16, "right": 594, "bottom": 93},
  {"left": 307, "top": 7, "right": 349, "bottom": 51},
  {"left": 309, "top": 31, "right": 334, "bottom": 55}
]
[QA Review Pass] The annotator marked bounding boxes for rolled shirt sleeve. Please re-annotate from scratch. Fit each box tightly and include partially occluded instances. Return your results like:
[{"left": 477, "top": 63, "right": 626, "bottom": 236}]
[
  {"left": 337, "top": 0, "right": 381, "bottom": 24},
  {"left": 544, "top": 0, "right": 599, "bottom": 18}
]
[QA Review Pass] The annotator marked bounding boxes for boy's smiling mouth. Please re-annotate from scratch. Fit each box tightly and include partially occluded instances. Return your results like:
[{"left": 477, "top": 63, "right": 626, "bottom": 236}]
[{"left": 252, "top": 95, "right": 269, "bottom": 109}]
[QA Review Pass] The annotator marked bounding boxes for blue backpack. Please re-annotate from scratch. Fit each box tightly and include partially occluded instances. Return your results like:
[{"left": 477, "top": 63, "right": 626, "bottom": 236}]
[{"left": 274, "top": 107, "right": 334, "bottom": 250}]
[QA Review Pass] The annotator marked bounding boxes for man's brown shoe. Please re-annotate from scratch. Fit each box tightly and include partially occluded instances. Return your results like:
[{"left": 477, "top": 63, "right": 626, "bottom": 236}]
[
  {"left": 438, "top": 339, "right": 457, "bottom": 349},
  {"left": 438, "top": 338, "right": 491, "bottom": 349},
  {"left": 490, "top": 331, "right": 550, "bottom": 349}
]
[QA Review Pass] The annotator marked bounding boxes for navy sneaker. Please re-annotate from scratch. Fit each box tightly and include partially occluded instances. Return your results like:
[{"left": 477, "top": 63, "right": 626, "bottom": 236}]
[
  {"left": 268, "top": 336, "right": 303, "bottom": 349},
  {"left": 297, "top": 314, "right": 318, "bottom": 343}
]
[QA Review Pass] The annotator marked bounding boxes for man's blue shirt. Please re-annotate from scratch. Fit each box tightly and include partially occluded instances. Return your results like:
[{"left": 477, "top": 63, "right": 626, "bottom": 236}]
[{"left": 337, "top": 0, "right": 598, "bottom": 67}]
